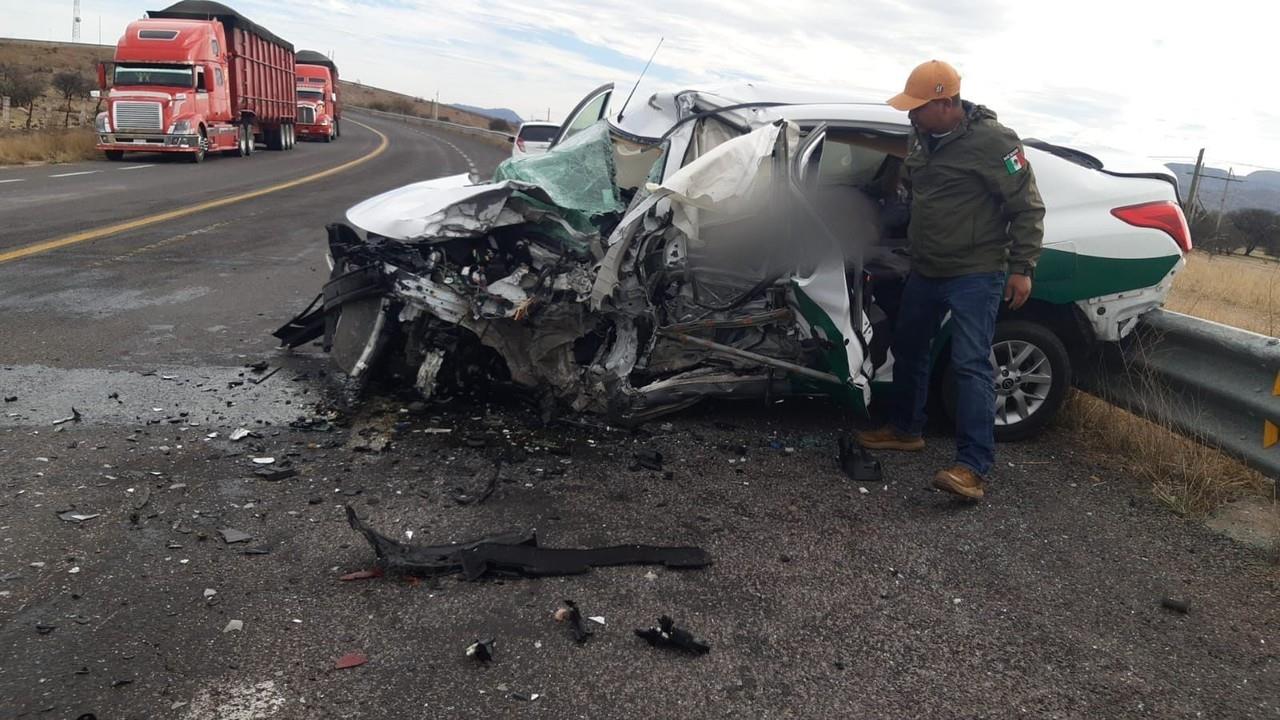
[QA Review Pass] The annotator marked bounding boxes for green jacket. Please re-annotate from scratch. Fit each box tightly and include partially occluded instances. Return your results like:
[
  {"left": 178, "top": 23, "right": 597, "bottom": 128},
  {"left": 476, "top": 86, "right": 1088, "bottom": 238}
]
[{"left": 903, "top": 102, "right": 1045, "bottom": 278}]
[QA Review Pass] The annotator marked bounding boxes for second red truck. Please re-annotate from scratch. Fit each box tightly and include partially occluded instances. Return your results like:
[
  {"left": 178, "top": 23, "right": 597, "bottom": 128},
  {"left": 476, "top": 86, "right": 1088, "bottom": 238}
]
[{"left": 294, "top": 50, "right": 341, "bottom": 142}]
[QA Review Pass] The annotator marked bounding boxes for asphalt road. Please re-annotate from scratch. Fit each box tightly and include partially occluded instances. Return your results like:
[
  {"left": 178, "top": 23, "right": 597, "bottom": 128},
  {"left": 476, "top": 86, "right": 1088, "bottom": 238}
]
[{"left": 0, "top": 113, "right": 1277, "bottom": 720}]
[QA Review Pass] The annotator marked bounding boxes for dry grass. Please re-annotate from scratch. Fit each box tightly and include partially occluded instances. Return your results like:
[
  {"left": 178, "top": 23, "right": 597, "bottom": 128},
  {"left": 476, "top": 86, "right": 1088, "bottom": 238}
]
[
  {"left": 1061, "top": 250, "right": 1280, "bottom": 517},
  {"left": 0, "top": 128, "right": 98, "bottom": 165},
  {"left": 1058, "top": 391, "right": 1269, "bottom": 517},
  {"left": 1167, "top": 252, "right": 1280, "bottom": 336}
]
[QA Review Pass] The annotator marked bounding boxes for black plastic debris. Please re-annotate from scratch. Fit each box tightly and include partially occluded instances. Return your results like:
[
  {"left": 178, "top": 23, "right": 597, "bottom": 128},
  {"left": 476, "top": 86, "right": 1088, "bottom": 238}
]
[
  {"left": 838, "top": 436, "right": 883, "bottom": 483},
  {"left": 635, "top": 616, "right": 710, "bottom": 655},
  {"left": 247, "top": 361, "right": 269, "bottom": 374},
  {"left": 254, "top": 467, "right": 298, "bottom": 482},
  {"left": 452, "top": 462, "right": 500, "bottom": 506},
  {"left": 1161, "top": 597, "right": 1191, "bottom": 614},
  {"left": 466, "top": 639, "right": 495, "bottom": 663},
  {"left": 35, "top": 622, "right": 57, "bottom": 635},
  {"left": 52, "top": 408, "right": 82, "bottom": 426},
  {"left": 3, "top": 396, "right": 16, "bottom": 402},
  {"left": 631, "top": 449, "right": 663, "bottom": 472},
  {"left": 558, "top": 600, "right": 593, "bottom": 643},
  {"left": 347, "top": 506, "right": 535, "bottom": 577},
  {"left": 346, "top": 507, "right": 711, "bottom": 580}
]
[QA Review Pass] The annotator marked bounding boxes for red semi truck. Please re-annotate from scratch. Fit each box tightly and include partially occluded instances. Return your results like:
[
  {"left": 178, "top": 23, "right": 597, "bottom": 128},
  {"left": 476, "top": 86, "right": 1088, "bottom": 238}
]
[
  {"left": 95, "top": 0, "right": 295, "bottom": 163},
  {"left": 294, "top": 50, "right": 340, "bottom": 142}
]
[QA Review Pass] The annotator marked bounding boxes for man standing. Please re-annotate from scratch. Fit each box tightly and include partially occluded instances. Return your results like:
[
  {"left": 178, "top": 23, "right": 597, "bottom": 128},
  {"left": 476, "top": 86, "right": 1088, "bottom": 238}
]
[{"left": 855, "top": 60, "right": 1045, "bottom": 500}]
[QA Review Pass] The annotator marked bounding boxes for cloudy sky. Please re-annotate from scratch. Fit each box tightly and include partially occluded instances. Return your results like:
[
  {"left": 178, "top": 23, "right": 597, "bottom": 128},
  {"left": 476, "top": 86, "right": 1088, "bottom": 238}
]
[{"left": 6, "top": 0, "right": 1278, "bottom": 172}]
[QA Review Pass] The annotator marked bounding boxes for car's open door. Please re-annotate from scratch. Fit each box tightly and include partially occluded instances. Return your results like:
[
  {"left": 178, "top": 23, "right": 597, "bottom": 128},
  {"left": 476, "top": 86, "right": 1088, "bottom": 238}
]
[
  {"left": 550, "top": 83, "right": 613, "bottom": 148},
  {"left": 785, "top": 124, "right": 875, "bottom": 412}
]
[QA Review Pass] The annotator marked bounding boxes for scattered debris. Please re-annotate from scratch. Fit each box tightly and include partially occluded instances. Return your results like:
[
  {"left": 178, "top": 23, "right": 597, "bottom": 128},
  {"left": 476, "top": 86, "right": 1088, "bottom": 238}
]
[
  {"left": 635, "top": 616, "right": 711, "bottom": 655},
  {"left": 556, "top": 600, "right": 593, "bottom": 643},
  {"left": 35, "top": 622, "right": 57, "bottom": 635},
  {"left": 243, "top": 547, "right": 272, "bottom": 556},
  {"left": 347, "top": 506, "right": 711, "bottom": 580},
  {"left": 3, "top": 396, "right": 16, "bottom": 402},
  {"left": 68, "top": 566, "right": 81, "bottom": 574},
  {"left": 588, "top": 616, "right": 606, "bottom": 626},
  {"left": 466, "top": 639, "right": 495, "bottom": 663},
  {"left": 58, "top": 512, "right": 100, "bottom": 523},
  {"left": 334, "top": 652, "right": 367, "bottom": 670},
  {"left": 229, "top": 428, "right": 252, "bottom": 442},
  {"left": 254, "top": 467, "right": 298, "bottom": 481},
  {"left": 223, "top": 620, "right": 243, "bottom": 633},
  {"left": 338, "top": 568, "right": 384, "bottom": 581},
  {"left": 452, "top": 461, "right": 501, "bottom": 505},
  {"left": 111, "top": 679, "right": 133, "bottom": 688},
  {"left": 251, "top": 457, "right": 276, "bottom": 465},
  {"left": 631, "top": 449, "right": 664, "bottom": 472},
  {"left": 1161, "top": 597, "right": 1191, "bottom": 614},
  {"left": 203, "top": 588, "right": 217, "bottom": 599},
  {"left": 644, "top": 570, "right": 659, "bottom": 581},
  {"left": 251, "top": 367, "right": 282, "bottom": 385},
  {"left": 511, "top": 692, "right": 541, "bottom": 702},
  {"left": 52, "top": 408, "right": 82, "bottom": 426},
  {"left": 247, "top": 361, "right": 269, "bottom": 373},
  {"left": 219, "top": 528, "right": 253, "bottom": 544},
  {"left": 838, "top": 436, "right": 883, "bottom": 483}
]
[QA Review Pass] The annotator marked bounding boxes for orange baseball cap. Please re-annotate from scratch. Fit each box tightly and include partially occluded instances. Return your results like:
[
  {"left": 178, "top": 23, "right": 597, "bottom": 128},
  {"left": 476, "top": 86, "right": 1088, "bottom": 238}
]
[{"left": 887, "top": 60, "right": 962, "bottom": 111}]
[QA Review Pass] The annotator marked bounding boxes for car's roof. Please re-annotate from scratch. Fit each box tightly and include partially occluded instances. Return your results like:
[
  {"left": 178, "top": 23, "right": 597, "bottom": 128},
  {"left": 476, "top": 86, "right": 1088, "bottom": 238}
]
[
  {"left": 608, "top": 82, "right": 911, "bottom": 139},
  {"left": 519, "top": 121, "right": 559, "bottom": 128}
]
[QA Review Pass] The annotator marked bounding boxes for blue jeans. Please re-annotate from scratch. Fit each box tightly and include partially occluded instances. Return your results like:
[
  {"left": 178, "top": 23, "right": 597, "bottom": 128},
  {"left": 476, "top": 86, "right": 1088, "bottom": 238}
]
[{"left": 889, "top": 271, "right": 1005, "bottom": 476}]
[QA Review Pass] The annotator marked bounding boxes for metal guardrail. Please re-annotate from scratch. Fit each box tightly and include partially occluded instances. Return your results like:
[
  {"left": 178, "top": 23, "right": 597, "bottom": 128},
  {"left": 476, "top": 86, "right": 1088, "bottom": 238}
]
[
  {"left": 349, "top": 106, "right": 513, "bottom": 144},
  {"left": 1075, "top": 309, "right": 1280, "bottom": 479}
]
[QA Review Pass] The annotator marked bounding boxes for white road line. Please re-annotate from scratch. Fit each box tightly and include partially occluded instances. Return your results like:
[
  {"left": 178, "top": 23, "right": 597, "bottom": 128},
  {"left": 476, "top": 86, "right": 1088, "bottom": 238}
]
[
  {"left": 49, "top": 170, "right": 100, "bottom": 178},
  {"left": 0, "top": 178, "right": 25, "bottom": 184},
  {"left": 119, "top": 164, "right": 154, "bottom": 171}
]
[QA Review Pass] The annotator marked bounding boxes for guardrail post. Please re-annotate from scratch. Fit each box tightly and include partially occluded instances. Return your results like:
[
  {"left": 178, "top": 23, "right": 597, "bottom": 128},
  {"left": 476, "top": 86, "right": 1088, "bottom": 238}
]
[{"left": 2, "top": 96, "right": 10, "bottom": 128}]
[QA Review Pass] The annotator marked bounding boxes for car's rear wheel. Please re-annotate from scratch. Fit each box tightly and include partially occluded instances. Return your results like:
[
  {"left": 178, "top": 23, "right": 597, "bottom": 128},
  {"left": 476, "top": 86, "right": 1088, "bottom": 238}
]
[{"left": 941, "top": 319, "right": 1071, "bottom": 442}]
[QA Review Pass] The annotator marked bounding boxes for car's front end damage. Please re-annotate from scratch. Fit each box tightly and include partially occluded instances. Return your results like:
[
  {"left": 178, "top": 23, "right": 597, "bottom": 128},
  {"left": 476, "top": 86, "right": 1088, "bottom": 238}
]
[{"left": 276, "top": 116, "right": 873, "bottom": 424}]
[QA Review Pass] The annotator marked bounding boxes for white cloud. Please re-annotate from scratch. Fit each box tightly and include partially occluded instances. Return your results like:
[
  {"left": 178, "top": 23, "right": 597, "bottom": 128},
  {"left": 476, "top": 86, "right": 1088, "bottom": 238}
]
[{"left": 3, "top": 0, "right": 1276, "bottom": 169}]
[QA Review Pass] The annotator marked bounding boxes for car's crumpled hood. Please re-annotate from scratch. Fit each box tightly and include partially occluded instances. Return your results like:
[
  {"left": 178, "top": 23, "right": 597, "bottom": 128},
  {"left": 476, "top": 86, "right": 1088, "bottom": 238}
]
[{"left": 345, "top": 173, "right": 482, "bottom": 240}]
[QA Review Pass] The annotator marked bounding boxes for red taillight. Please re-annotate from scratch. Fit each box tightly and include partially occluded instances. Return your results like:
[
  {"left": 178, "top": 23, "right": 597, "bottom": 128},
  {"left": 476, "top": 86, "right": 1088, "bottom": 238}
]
[
  {"left": 1111, "top": 200, "right": 1192, "bottom": 253},
  {"left": 516, "top": 137, "right": 526, "bottom": 152}
]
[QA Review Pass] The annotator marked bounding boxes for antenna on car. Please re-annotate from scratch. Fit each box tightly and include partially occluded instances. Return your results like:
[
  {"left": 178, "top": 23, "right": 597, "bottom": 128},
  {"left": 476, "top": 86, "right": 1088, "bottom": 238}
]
[{"left": 616, "top": 37, "right": 663, "bottom": 123}]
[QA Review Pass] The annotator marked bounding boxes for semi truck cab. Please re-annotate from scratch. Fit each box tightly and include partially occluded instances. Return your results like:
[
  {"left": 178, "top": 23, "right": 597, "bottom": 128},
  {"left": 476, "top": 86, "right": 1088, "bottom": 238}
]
[
  {"left": 96, "top": 19, "right": 234, "bottom": 161},
  {"left": 295, "top": 64, "right": 337, "bottom": 141}
]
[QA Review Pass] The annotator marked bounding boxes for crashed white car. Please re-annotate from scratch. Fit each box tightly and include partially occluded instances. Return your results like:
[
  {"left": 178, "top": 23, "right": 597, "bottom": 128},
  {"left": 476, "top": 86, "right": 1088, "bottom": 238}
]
[{"left": 276, "top": 83, "right": 1191, "bottom": 440}]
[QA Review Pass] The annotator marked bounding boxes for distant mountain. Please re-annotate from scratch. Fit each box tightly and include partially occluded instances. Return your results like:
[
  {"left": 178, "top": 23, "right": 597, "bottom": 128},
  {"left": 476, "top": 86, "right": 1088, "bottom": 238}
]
[
  {"left": 450, "top": 105, "right": 523, "bottom": 126},
  {"left": 1166, "top": 163, "right": 1280, "bottom": 214}
]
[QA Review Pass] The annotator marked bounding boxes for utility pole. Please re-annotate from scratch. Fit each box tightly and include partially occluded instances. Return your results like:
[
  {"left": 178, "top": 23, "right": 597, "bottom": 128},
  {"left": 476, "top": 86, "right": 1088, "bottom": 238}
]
[
  {"left": 433, "top": 90, "right": 439, "bottom": 121},
  {"left": 72, "top": 0, "right": 81, "bottom": 42},
  {"left": 1213, "top": 167, "right": 1238, "bottom": 242},
  {"left": 1185, "top": 148, "right": 1205, "bottom": 221}
]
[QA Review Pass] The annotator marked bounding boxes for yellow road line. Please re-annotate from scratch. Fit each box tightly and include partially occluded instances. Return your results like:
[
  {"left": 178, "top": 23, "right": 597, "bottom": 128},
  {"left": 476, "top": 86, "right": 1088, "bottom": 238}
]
[{"left": 0, "top": 119, "right": 389, "bottom": 266}]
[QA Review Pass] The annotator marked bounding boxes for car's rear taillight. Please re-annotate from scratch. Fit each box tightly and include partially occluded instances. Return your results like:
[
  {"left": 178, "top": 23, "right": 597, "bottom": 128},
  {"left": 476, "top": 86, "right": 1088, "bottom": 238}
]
[
  {"left": 516, "top": 137, "right": 526, "bottom": 152},
  {"left": 1111, "top": 201, "right": 1193, "bottom": 253}
]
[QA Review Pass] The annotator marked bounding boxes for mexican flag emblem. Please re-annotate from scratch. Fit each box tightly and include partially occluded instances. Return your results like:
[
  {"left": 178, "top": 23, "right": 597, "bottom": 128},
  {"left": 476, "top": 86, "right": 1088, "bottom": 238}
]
[{"left": 1003, "top": 146, "right": 1027, "bottom": 175}]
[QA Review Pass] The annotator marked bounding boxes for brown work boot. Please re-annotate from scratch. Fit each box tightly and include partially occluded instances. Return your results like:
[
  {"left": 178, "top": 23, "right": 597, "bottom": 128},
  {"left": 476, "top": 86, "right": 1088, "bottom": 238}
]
[
  {"left": 932, "top": 466, "right": 985, "bottom": 500},
  {"left": 853, "top": 425, "right": 925, "bottom": 451}
]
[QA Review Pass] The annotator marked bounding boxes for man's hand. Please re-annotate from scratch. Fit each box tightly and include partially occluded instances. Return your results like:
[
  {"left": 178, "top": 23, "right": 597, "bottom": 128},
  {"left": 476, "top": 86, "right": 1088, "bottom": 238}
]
[{"left": 1005, "top": 274, "right": 1032, "bottom": 310}]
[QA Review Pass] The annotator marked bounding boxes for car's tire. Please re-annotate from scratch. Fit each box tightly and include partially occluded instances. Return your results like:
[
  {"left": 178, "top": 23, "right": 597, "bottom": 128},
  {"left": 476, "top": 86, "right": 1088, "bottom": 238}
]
[
  {"left": 245, "top": 129, "right": 255, "bottom": 156},
  {"left": 228, "top": 125, "right": 248, "bottom": 157},
  {"left": 285, "top": 124, "right": 294, "bottom": 149},
  {"left": 941, "top": 319, "right": 1071, "bottom": 443},
  {"left": 104, "top": 150, "right": 125, "bottom": 161}
]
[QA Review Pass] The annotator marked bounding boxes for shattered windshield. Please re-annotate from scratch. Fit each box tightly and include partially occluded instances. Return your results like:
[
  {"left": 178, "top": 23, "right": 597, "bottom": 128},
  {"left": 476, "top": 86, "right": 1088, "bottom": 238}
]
[{"left": 492, "top": 121, "right": 626, "bottom": 237}]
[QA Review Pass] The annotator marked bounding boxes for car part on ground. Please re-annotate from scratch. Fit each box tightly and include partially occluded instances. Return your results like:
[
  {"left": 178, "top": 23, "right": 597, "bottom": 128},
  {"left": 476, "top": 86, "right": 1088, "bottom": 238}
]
[
  {"left": 346, "top": 507, "right": 712, "bottom": 580},
  {"left": 635, "top": 616, "right": 711, "bottom": 655}
]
